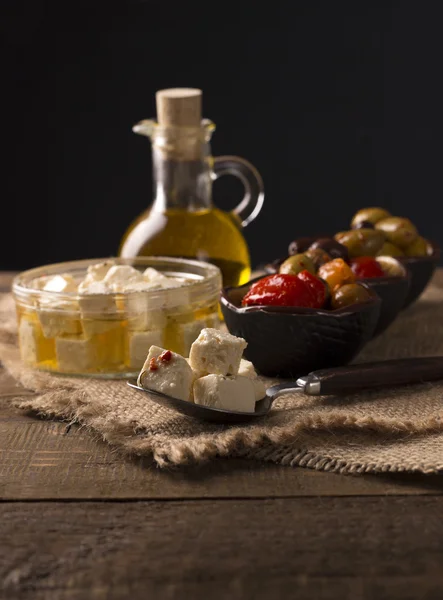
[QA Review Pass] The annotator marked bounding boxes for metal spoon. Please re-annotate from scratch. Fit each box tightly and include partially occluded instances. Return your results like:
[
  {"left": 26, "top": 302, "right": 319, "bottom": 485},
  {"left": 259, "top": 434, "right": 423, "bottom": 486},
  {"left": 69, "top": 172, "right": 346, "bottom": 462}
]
[{"left": 127, "top": 357, "right": 443, "bottom": 423}]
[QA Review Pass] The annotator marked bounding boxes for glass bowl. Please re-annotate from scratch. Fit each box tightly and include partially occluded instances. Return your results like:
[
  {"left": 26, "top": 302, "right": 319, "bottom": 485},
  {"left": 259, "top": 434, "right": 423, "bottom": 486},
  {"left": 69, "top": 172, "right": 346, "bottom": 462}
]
[{"left": 13, "top": 257, "right": 222, "bottom": 378}]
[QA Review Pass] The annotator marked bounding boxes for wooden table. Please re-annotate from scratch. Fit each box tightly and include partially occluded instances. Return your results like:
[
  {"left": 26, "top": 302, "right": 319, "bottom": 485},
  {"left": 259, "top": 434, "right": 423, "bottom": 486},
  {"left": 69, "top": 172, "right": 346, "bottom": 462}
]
[{"left": 1, "top": 272, "right": 443, "bottom": 599}]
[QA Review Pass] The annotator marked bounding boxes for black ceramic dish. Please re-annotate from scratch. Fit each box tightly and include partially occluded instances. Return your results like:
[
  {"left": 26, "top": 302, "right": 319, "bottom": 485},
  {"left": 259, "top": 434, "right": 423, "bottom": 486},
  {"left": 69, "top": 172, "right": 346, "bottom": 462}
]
[
  {"left": 398, "top": 242, "right": 440, "bottom": 309},
  {"left": 357, "top": 257, "right": 410, "bottom": 337},
  {"left": 220, "top": 279, "right": 381, "bottom": 378}
]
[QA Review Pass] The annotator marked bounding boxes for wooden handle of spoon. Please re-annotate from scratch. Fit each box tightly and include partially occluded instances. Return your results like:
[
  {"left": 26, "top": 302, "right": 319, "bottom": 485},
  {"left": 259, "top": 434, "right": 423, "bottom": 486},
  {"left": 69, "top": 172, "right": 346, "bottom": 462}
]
[{"left": 302, "top": 357, "right": 443, "bottom": 396}]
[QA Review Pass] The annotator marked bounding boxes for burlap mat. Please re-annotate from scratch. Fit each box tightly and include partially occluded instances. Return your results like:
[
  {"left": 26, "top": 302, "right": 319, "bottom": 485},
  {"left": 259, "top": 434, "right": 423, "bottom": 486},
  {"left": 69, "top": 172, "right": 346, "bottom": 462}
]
[{"left": 1, "top": 272, "right": 443, "bottom": 474}]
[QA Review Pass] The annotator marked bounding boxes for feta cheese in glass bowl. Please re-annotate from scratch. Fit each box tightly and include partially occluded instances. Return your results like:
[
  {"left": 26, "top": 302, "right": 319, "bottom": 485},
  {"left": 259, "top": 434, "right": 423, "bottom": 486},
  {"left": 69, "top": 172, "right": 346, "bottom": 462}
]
[{"left": 12, "top": 257, "right": 222, "bottom": 377}]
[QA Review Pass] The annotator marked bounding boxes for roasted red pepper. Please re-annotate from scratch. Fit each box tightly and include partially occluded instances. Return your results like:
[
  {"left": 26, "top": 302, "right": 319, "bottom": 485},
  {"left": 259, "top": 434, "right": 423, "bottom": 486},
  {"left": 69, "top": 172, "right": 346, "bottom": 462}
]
[
  {"left": 350, "top": 256, "right": 385, "bottom": 279},
  {"left": 242, "top": 274, "right": 319, "bottom": 308},
  {"left": 159, "top": 350, "right": 172, "bottom": 362},
  {"left": 297, "top": 270, "right": 327, "bottom": 308}
]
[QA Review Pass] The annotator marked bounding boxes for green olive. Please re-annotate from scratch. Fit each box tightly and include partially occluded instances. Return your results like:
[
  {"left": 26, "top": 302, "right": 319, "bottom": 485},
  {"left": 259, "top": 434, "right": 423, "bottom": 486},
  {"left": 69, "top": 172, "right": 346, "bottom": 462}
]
[
  {"left": 304, "top": 248, "right": 332, "bottom": 269},
  {"left": 375, "top": 256, "right": 406, "bottom": 278},
  {"left": 279, "top": 253, "right": 316, "bottom": 276},
  {"left": 331, "top": 283, "right": 372, "bottom": 309},
  {"left": 334, "top": 229, "right": 386, "bottom": 258},
  {"left": 405, "top": 236, "right": 429, "bottom": 257},
  {"left": 376, "top": 241, "right": 405, "bottom": 257},
  {"left": 375, "top": 217, "right": 418, "bottom": 249},
  {"left": 351, "top": 207, "right": 391, "bottom": 228}
]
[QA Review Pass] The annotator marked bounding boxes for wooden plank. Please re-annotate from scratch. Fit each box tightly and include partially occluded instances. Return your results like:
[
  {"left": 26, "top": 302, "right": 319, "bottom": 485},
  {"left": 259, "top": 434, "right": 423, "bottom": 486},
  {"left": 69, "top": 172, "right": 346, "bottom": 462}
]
[
  {"left": 2, "top": 414, "right": 443, "bottom": 500},
  {"left": 3, "top": 272, "right": 443, "bottom": 502},
  {"left": 1, "top": 497, "right": 443, "bottom": 599}
]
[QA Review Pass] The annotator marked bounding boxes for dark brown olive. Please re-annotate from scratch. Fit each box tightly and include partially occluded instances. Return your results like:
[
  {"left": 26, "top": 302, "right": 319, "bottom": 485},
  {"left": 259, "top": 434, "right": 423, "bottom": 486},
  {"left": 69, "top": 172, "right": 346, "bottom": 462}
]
[
  {"left": 304, "top": 247, "right": 332, "bottom": 269},
  {"left": 331, "top": 283, "right": 372, "bottom": 309},
  {"left": 352, "top": 220, "right": 375, "bottom": 230},
  {"left": 310, "top": 238, "right": 349, "bottom": 262},
  {"left": 288, "top": 236, "right": 318, "bottom": 256}
]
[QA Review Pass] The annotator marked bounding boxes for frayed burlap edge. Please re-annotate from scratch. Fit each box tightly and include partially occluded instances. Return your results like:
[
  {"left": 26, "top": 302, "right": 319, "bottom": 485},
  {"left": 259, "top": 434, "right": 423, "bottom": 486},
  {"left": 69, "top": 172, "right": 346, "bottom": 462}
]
[
  {"left": 8, "top": 371, "right": 443, "bottom": 473},
  {"left": 3, "top": 278, "right": 443, "bottom": 473}
]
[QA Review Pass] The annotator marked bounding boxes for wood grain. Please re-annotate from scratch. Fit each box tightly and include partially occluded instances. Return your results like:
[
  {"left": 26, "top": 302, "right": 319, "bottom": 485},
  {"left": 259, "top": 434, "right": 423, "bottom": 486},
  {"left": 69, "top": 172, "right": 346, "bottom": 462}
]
[
  {"left": 2, "top": 398, "right": 443, "bottom": 500},
  {"left": 2, "top": 269, "right": 443, "bottom": 599},
  {"left": 1, "top": 498, "right": 443, "bottom": 599},
  {"left": 2, "top": 366, "right": 443, "bottom": 500}
]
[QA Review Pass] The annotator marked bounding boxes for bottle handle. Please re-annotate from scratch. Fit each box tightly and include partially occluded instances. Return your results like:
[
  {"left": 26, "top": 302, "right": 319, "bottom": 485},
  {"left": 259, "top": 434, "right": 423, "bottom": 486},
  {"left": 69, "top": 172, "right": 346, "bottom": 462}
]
[{"left": 212, "top": 156, "right": 264, "bottom": 228}]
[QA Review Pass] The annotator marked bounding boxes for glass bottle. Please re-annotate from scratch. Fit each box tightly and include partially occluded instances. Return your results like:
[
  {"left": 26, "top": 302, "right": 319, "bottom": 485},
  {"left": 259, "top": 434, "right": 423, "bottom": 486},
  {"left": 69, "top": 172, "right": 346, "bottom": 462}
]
[{"left": 119, "top": 106, "right": 264, "bottom": 288}]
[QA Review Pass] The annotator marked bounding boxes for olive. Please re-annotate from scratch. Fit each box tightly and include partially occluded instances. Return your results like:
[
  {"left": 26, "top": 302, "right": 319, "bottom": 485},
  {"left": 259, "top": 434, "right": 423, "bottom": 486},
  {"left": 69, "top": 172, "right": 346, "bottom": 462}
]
[
  {"left": 334, "top": 229, "right": 386, "bottom": 258},
  {"left": 375, "top": 256, "right": 406, "bottom": 278},
  {"left": 375, "top": 217, "right": 418, "bottom": 249},
  {"left": 304, "top": 248, "right": 332, "bottom": 269},
  {"left": 405, "top": 236, "right": 429, "bottom": 257},
  {"left": 331, "top": 283, "right": 372, "bottom": 309},
  {"left": 318, "top": 258, "right": 356, "bottom": 293},
  {"left": 309, "top": 238, "right": 349, "bottom": 262},
  {"left": 288, "top": 236, "right": 318, "bottom": 256},
  {"left": 279, "top": 253, "right": 316, "bottom": 276},
  {"left": 352, "top": 220, "right": 375, "bottom": 230},
  {"left": 351, "top": 207, "right": 391, "bottom": 228},
  {"left": 376, "top": 241, "right": 404, "bottom": 257}
]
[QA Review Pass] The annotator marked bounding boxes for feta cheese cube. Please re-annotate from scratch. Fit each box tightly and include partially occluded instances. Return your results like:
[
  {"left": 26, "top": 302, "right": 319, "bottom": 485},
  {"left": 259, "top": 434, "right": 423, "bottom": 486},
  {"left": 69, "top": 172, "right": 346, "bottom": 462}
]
[
  {"left": 137, "top": 345, "right": 195, "bottom": 402},
  {"left": 19, "top": 318, "right": 39, "bottom": 363},
  {"left": 193, "top": 375, "right": 258, "bottom": 413},
  {"left": 238, "top": 358, "right": 257, "bottom": 379},
  {"left": 127, "top": 330, "right": 164, "bottom": 369},
  {"left": 31, "top": 276, "right": 53, "bottom": 290},
  {"left": 124, "top": 284, "right": 168, "bottom": 329},
  {"left": 143, "top": 268, "right": 189, "bottom": 308},
  {"left": 143, "top": 267, "right": 175, "bottom": 287},
  {"left": 78, "top": 280, "right": 115, "bottom": 313},
  {"left": 166, "top": 289, "right": 190, "bottom": 309},
  {"left": 38, "top": 303, "right": 82, "bottom": 338},
  {"left": 36, "top": 275, "right": 81, "bottom": 338},
  {"left": 126, "top": 303, "right": 167, "bottom": 332},
  {"left": 55, "top": 336, "right": 95, "bottom": 372},
  {"left": 189, "top": 328, "right": 247, "bottom": 376},
  {"left": 55, "top": 328, "right": 124, "bottom": 373},
  {"left": 251, "top": 378, "right": 266, "bottom": 401},
  {"left": 103, "top": 265, "right": 144, "bottom": 292},
  {"left": 78, "top": 280, "right": 116, "bottom": 336},
  {"left": 83, "top": 260, "right": 115, "bottom": 283},
  {"left": 19, "top": 318, "right": 55, "bottom": 365},
  {"left": 43, "top": 274, "right": 78, "bottom": 293}
]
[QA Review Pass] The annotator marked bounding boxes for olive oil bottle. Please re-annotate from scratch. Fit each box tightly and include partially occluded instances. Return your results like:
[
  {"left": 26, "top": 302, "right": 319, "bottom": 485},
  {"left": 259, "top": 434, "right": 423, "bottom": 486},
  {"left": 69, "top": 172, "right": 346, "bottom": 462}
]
[{"left": 119, "top": 88, "right": 264, "bottom": 288}]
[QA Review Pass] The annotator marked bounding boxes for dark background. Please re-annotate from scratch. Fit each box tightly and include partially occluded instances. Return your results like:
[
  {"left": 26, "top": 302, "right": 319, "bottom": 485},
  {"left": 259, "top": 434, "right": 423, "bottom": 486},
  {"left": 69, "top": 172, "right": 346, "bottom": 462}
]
[{"left": 2, "top": 0, "right": 442, "bottom": 271}]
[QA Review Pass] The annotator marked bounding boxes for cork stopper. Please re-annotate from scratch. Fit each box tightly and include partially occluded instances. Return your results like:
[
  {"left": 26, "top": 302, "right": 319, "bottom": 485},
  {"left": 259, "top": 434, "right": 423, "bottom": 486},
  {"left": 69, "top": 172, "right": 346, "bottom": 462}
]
[{"left": 156, "top": 88, "right": 202, "bottom": 127}]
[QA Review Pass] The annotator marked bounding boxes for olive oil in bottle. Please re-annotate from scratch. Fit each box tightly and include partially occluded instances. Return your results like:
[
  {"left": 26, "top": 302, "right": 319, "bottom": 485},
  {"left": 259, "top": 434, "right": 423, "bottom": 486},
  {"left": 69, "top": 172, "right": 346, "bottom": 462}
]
[{"left": 119, "top": 88, "right": 264, "bottom": 287}]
